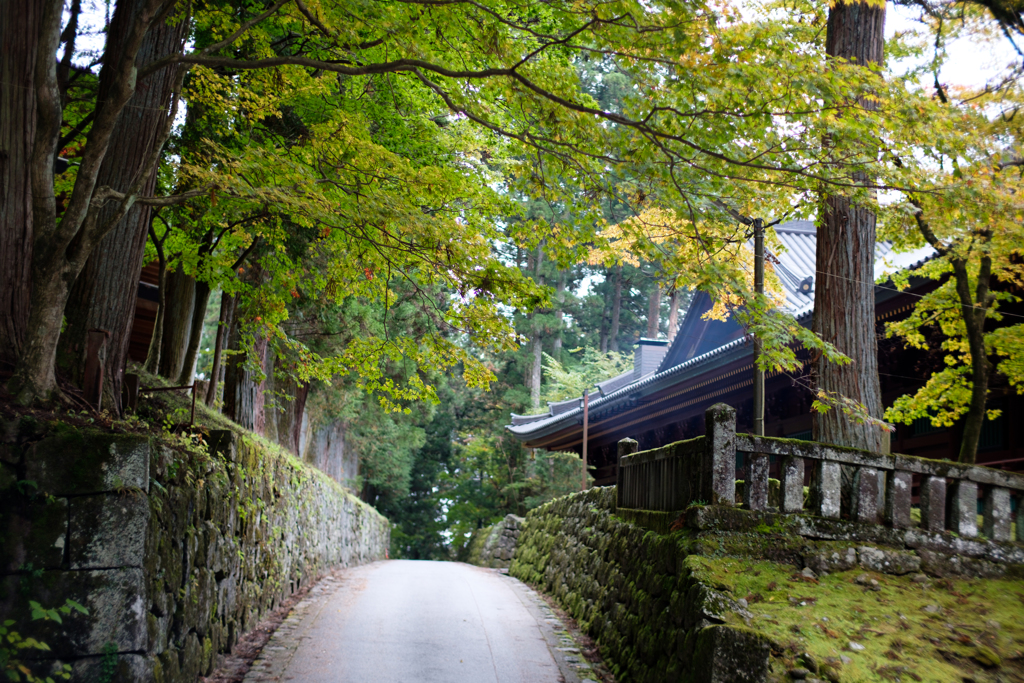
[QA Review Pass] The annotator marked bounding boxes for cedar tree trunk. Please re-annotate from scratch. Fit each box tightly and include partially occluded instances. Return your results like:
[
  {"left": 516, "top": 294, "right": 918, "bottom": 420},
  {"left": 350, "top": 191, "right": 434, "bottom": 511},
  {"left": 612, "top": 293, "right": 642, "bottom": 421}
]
[
  {"left": 812, "top": 0, "right": 887, "bottom": 454},
  {"left": 647, "top": 282, "right": 661, "bottom": 338},
  {"left": 58, "top": 8, "right": 186, "bottom": 412},
  {"left": 0, "top": 0, "right": 42, "bottom": 368},
  {"left": 8, "top": 0, "right": 181, "bottom": 405},
  {"left": 158, "top": 267, "right": 195, "bottom": 380}
]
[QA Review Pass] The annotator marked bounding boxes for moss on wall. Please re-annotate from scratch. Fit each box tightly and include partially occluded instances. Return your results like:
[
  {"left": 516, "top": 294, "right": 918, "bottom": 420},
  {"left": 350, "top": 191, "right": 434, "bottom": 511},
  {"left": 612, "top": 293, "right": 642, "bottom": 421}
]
[
  {"left": 511, "top": 487, "right": 1024, "bottom": 683},
  {"left": 0, "top": 418, "right": 389, "bottom": 682}
]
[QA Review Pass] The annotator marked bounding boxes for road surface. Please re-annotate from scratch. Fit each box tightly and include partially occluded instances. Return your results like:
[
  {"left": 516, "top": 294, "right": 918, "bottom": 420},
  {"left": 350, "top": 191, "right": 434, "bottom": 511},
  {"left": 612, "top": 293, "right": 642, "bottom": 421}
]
[{"left": 242, "top": 560, "right": 587, "bottom": 683}]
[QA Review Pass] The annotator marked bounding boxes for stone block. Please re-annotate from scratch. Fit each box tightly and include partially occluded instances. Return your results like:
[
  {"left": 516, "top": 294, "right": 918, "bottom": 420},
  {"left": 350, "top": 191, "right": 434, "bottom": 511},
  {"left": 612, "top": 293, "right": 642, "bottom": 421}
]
[
  {"left": 0, "top": 494, "right": 68, "bottom": 572},
  {"left": 0, "top": 568, "right": 147, "bottom": 658},
  {"left": 983, "top": 487, "right": 1011, "bottom": 542},
  {"left": 852, "top": 468, "right": 880, "bottom": 524},
  {"left": 69, "top": 493, "right": 150, "bottom": 569},
  {"left": 947, "top": 480, "right": 978, "bottom": 538},
  {"left": 692, "top": 625, "right": 770, "bottom": 683},
  {"left": 857, "top": 546, "right": 920, "bottom": 574},
  {"left": 24, "top": 432, "right": 149, "bottom": 496},
  {"left": 919, "top": 476, "right": 946, "bottom": 533},
  {"left": 884, "top": 470, "right": 912, "bottom": 529},
  {"left": 744, "top": 454, "right": 769, "bottom": 512},
  {"left": 780, "top": 457, "right": 804, "bottom": 513},
  {"left": 803, "top": 546, "right": 857, "bottom": 574},
  {"left": 812, "top": 461, "right": 841, "bottom": 519},
  {"left": 704, "top": 404, "right": 736, "bottom": 507}
]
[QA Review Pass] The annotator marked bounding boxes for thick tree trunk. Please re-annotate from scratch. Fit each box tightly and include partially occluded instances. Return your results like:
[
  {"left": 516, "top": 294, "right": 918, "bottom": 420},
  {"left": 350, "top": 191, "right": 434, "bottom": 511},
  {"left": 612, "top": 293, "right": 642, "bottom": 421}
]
[
  {"left": 177, "top": 280, "right": 210, "bottom": 385},
  {"left": 812, "top": 0, "right": 887, "bottom": 454},
  {"left": 609, "top": 264, "right": 623, "bottom": 353},
  {"left": 223, "top": 322, "right": 268, "bottom": 435},
  {"left": 0, "top": 0, "right": 42, "bottom": 368},
  {"left": 158, "top": 267, "right": 195, "bottom": 380},
  {"left": 8, "top": 0, "right": 181, "bottom": 405},
  {"left": 667, "top": 289, "right": 680, "bottom": 342},
  {"left": 646, "top": 282, "right": 661, "bottom": 338},
  {"left": 58, "top": 9, "right": 186, "bottom": 412}
]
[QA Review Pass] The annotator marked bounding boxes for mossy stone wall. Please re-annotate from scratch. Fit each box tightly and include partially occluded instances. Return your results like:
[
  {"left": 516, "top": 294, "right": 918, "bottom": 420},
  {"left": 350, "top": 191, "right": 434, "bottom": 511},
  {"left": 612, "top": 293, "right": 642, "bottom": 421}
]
[
  {"left": 510, "top": 488, "right": 769, "bottom": 683},
  {"left": 0, "top": 417, "right": 388, "bottom": 682},
  {"left": 462, "top": 514, "right": 524, "bottom": 569}
]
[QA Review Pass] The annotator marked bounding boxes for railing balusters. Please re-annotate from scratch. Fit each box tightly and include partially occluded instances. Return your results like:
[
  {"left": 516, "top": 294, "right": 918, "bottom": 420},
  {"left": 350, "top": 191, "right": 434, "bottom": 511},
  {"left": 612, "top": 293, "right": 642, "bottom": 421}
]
[
  {"left": 853, "top": 467, "right": 881, "bottom": 524},
  {"left": 744, "top": 453, "right": 769, "bottom": 511},
  {"left": 884, "top": 471, "right": 913, "bottom": 529},
  {"left": 813, "top": 461, "right": 842, "bottom": 519},
  {"left": 983, "top": 487, "right": 1011, "bottom": 542},
  {"left": 948, "top": 480, "right": 978, "bottom": 538},
  {"left": 780, "top": 456, "right": 804, "bottom": 513},
  {"left": 611, "top": 404, "right": 1022, "bottom": 546},
  {"left": 920, "top": 476, "right": 947, "bottom": 532}
]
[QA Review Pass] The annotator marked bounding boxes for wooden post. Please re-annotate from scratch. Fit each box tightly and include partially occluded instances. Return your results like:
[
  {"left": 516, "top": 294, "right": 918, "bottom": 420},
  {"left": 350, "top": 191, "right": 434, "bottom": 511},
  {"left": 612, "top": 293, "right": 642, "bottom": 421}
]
[
  {"left": 752, "top": 218, "right": 765, "bottom": 438},
  {"left": 581, "top": 390, "right": 590, "bottom": 491}
]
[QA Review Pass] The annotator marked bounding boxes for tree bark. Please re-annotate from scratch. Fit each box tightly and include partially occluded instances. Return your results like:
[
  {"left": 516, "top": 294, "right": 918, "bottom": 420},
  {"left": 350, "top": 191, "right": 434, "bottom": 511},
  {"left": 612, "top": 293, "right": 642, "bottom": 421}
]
[
  {"left": 0, "top": 0, "right": 42, "bottom": 368},
  {"left": 812, "top": 0, "right": 887, "bottom": 454},
  {"left": 646, "top": 282, "right": 661, "bottom": 338},
  {"left": 177, "top": 280, "right": 210, "bottom": 385},
  {"left": 158, "top": 267, "right": 195, "bottom": 380},
  {"left": 58, "top": 7, "right": 187, "bottom": 411},
  {"left": 7, "top": 0, "right": 182, "bottom": 405},
  {"left": 609, "top": 264, "right": 623, "bottom": 353},
  {"left": 205, "top": 291, "right": 235, "bottom": 406},
  {"left": 144, "top": 219, "right": 168, "bottom": 373},
  {"left": 223, "top": 321, "right": 268, "bottom": 435},
  {"left": 667, "top": 289, "right": 681, "bottom": 342},
  {"left": 953, "top": 255, "right": 992, "bottom": 465}
]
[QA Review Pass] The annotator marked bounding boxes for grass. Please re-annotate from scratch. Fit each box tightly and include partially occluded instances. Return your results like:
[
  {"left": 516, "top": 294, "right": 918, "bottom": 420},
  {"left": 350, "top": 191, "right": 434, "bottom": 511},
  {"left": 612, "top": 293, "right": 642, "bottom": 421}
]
[{"left": 704, "top": 557, "right": 1024, "bottom": 682}]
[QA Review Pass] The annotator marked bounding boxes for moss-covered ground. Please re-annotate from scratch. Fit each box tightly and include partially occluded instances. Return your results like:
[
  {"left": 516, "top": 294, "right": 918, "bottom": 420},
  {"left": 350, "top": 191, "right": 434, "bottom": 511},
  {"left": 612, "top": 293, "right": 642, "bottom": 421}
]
[{"left": 702, "top": 556, "right": 1024, "bottom": 682}]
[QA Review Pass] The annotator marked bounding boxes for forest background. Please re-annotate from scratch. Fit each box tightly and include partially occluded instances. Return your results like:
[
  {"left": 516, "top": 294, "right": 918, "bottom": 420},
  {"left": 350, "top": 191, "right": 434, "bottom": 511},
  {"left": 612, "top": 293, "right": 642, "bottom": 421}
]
[{"left": 2, "top": 0, "right": 1023, "bottom": 560}]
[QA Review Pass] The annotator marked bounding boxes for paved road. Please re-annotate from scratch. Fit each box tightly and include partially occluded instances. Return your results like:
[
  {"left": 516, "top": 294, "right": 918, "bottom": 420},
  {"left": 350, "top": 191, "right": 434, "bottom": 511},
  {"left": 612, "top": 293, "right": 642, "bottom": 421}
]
[{"left": 244, "top": 560, "right": 582, "bottom": 683}]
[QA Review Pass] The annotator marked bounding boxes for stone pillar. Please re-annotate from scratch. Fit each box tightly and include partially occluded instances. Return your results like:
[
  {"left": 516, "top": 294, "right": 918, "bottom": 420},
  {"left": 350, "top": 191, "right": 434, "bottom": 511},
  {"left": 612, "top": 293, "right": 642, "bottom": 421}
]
[
  {"left": 947, "top": 480, "right": 978, "bottom": 538},
  {"left": 812, "top": 460, "right": 842, "bottom": 519},
  {"left": 616, "top": 438, "right": 638, "bottom": 510},
  {"left": 852, "top": 467, "right": 880, "bottom": 524},
  {"left": 919, "top": 475, "right": 947, "bottom": 533},
  {"left": 884, "top": 470, "right": 912, "bottom": 529},
  {"left": 779, "top": 456, "right": 804, "bottom": 513},
  {"left": 744, "top": 453, "right": 769, "bottom": 511},
  {"left": 983, "top": 487, "right": 1011, "bottom": 542},
  {"left": 704, "top": 404, "right": 736, "bottom": 506}
]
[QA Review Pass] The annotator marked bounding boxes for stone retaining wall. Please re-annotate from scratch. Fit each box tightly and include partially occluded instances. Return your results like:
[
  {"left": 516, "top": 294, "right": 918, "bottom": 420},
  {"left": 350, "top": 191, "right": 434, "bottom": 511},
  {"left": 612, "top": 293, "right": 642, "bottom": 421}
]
[
  {"left": 511, "top": 488, "right": 770, "bottom": 683},
  {"left": 511, "top": 487, "right": 1024, "bottom": 683},
  {"left": 462, "top": 514, "right": 524, "bottom": 568},
  {"left": 0, "top": 418, "right": 389, "bottom": 682}
]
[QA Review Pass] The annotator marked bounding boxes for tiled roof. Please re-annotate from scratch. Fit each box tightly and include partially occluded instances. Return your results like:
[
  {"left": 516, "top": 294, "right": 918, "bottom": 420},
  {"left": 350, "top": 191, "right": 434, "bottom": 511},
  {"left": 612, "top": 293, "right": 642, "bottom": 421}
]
[{"left": 506, "top": 219, "right": 935, "bottom": 440}]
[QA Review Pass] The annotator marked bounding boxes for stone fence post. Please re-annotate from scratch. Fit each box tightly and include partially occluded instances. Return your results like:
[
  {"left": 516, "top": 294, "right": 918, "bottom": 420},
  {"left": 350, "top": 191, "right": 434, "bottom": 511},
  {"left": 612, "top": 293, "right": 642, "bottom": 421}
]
[{"left": 704, "top": 403, "right": 736, "bottom": 506}]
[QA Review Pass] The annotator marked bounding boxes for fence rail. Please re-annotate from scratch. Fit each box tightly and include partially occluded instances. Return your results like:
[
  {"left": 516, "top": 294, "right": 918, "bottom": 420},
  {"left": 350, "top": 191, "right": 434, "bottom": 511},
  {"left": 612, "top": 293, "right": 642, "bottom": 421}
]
[{"left": 616, "top": 403, "right": 1024, "bottom": 542}]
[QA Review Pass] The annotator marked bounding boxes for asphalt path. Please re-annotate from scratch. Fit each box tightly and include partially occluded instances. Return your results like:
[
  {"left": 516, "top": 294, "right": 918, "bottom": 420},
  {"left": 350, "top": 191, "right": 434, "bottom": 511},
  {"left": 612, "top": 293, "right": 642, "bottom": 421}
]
[{"left": 257, "top": 560, "right": 578, "bottom": 683}]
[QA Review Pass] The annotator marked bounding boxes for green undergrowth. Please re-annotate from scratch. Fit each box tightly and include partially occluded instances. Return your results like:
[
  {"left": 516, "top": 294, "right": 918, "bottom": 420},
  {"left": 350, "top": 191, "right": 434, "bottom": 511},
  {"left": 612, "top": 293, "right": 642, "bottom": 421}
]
[{"left": 705, "top": 557, "right": 1024, "bottom": 682}]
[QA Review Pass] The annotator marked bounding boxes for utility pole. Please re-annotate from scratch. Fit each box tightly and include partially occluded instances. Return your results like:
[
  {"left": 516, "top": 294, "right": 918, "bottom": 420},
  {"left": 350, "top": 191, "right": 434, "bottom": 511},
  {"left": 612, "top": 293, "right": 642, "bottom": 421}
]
[
  {"left": 581, "top": 390, "right": 590, "bottom": 490},
  {"left": 753, "top": 218, "right": 765, "bottom": 437}
]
